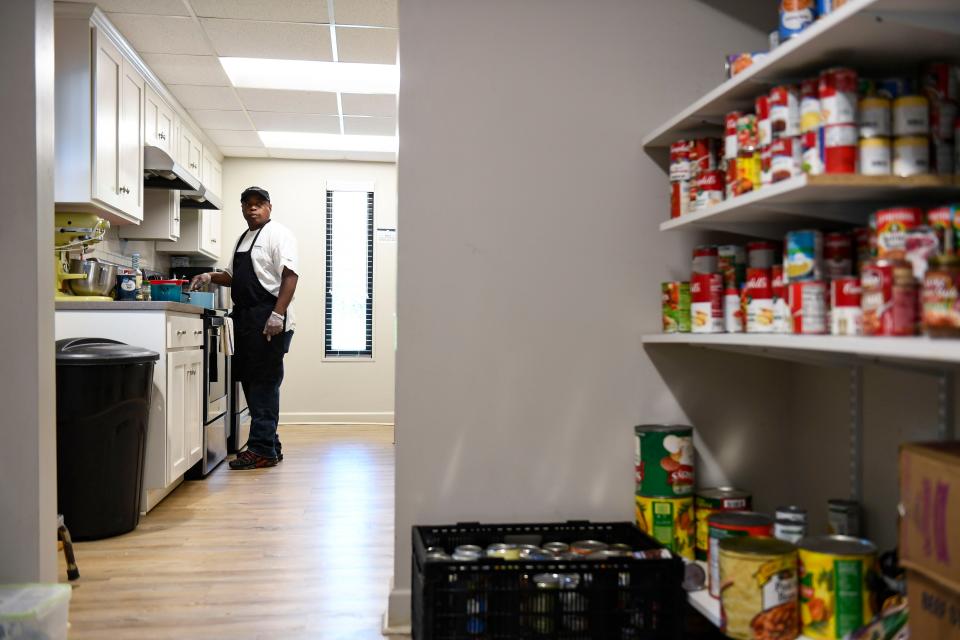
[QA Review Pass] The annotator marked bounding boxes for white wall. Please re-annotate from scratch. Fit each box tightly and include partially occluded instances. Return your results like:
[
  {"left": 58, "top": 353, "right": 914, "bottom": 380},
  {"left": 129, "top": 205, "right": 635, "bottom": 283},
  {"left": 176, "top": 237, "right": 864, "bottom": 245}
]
[
  {"left": 390, "top": 0, "right": 770, "bottom": 626},
  {"left": 221, "top": 158, "right": 397, "bottom": 424},
  {"left": 0, "top": 0, "right": 58, "bottom": 582},
  {"left": 86, "top": 226, "right": 171, "bottom": 274}
]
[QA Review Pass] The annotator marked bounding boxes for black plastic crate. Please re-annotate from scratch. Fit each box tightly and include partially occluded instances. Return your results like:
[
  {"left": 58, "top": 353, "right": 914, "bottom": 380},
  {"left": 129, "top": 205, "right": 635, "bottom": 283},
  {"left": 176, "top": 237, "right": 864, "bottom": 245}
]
[{"left": 412, "top": 520, "right": 684, "bottom": 640}]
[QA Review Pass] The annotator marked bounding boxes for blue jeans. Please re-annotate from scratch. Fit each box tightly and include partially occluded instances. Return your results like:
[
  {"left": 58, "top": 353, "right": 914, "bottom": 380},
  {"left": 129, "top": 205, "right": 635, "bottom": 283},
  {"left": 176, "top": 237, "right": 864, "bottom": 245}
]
[{"left": 242, "top": 331, "right": 293, "bottom": 459}]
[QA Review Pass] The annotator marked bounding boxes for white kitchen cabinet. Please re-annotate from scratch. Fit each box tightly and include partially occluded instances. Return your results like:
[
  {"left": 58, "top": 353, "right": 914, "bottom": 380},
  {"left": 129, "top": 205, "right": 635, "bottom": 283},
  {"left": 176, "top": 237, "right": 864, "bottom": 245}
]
[
  {"left": 202, "top": 148, "right": 223, "bottom": 200},
  {"left": 156, "top": 208, "right": 223, "bottom": 260},
  {"left": 166, "top": 348, "right": 202, "bottom": 484},
  {"left": 144, "top": 83, "right": 174, "bottom": 155},
  {"left": 180, "top": 124, "right": 203, "bottom": 183},
  {"left": 118, "top": 57, "right": 145, "bottom": 219},
  {"left": 118, "top": 188, "right": 180, "bottom": 241}
]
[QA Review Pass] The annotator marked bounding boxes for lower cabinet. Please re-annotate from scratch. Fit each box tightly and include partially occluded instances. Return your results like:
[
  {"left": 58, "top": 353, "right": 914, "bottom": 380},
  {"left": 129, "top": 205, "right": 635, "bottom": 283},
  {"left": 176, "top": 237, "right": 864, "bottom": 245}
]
[{"left": 166, "top": 348, "right": 203, "bottom": 484}]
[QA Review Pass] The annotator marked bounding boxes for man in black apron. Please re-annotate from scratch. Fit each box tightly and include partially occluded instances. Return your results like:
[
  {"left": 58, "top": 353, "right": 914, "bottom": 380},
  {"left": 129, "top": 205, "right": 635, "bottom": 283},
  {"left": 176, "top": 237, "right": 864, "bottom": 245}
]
[{"left": 190, "top": 186, "right": 299, "bottom": 469}]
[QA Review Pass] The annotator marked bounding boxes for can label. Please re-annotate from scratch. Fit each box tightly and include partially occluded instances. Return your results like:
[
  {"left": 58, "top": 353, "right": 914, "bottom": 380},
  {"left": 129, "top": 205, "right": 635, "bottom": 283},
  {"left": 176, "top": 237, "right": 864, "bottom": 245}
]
[
  {"left": 800, "top": 78, "right": 822, "bottom": 133},
  {"left": 662, "top": 282, "right": 691, "bottom": 333},
  {"left": 734, "top": 151, "right": 761, "bottom": 196},
  {"left": 861, "top": 261, "right": 895, "bottom": 336},
  {"left": 819, "top": 68, "right": 858, "bottom": 125},
  {"left": 737, "top": 114, "right": 759, "bottom": 152},
  {"left": 786, "top": 230, "right": 823, "bottom": 281},
  {"left": 831, "top": 277, "right": 862, "bottom": 336},
  {"left": 709, "top": 520, "right": 773, "bottom": 598},
  {"left": 859, "top": 98, "right": 891, "bottom": 138},
  {"left": 931, "top": 99, "right": 958, "bottom": 141},
  {"left": 775, "top": 520, "right": 807, "bottom": 544},
  {"left": 780, "top": 0, "right": 815, "bottom": 40},
  {"left": 757, "top": 95, "right": 772, "bottom": 147},
  {"left": 720, "top": 548, "right": 799, "bottom": 639},
  {"left": 725, "top": 111, "right": 742, "bottom": 160},
  {"left": 747, "top": 241, "right": 777, "bottom": 269},
  {"left": 932, "top": 138, "right": 954, "bottom": 176},
  {"left": 634, "top": 426, "right": 694, "bottom": 497},
  {"left": 669, "top": 140, "right": 691, "bottom": 181},
  {"left": 799, "top": 549, "right": 876, "bottom": 638},
  {"left": 772, "top": 265, "right": 792, "bottom": 333},
  {"left": 923, "top": 270, "right": 960, "bottom": 332},
  {"left": 745, "top": 268, "right": 775, "bottom": 333},
  {"left": 725, "top": 289, "right": 745, "bottom": 333},
  {"left": 694, "top": 170, "right": 725, "bottom": 210},
  {"left": 893, "top": 96, "right": 930, "bottom": 136},
  {"left": 695, "top": 492, "right": 751, "bottom": 561},
  {"left": 635, "top": 495, "right": 694, "bottom": 560},
  {"left": 893, "top": 138, "right": 930, "bottom": 177},
  {"left": 770, "top": 85, "right": 801, "bottom": 138},
  {"left": 718, "top": 245, "right": 746, "bottom": 288},
  {"left": 690, "top": 138, "right": 721, "bottom": 175},
  {"left": 927, "top": 206, "right": 954, "bottom": 254},
  {"left": 691, "top": 273, "right": 724, "bottom": 333},
  {"left": 824, "top": 232, "right": 853, "bottom": 278},
  {"left": 770, "top": 137, "right": 802, "bottom": 182},
  {"left": 802, "top": 128, "right": 824, "bottom": 175},
  {"left": 789, "top": 281, "right": 827, "bottom": 334},
  {"left": 876, "top": 208, "right": 922, "bottom": 260},
  {"left": 858, "top": 140, "right": 891, "bottom": 176},
  {"left": 923, "top": 62, "right": 959, "bottom": 102},
  {"left": 823, "top": 124, "right": 857, "bottom": 173},
  {"left": 905, "top": 227, "right": 940, "bottom": 280},
  {"left": 670, "top": 180, "right": 689, "bottom": 218}
]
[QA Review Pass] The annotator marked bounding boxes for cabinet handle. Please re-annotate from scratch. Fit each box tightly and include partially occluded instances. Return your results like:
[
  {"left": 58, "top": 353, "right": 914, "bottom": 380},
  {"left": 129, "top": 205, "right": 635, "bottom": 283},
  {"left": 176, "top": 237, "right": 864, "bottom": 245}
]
[
  {"left": 158, "top": 132, "right": 166, "bottom": 140},
  {"left": 194, "top": 330, "right": 202, "bottom": 335},
  {"left": 119, "top": 186, "right": 130, "bottom": 194},
  {"left": 211, "top": 238, "right": 217, "bottom": 243},
  {"left": 177, "top": 330, "right": 186, "bottom": 336}
]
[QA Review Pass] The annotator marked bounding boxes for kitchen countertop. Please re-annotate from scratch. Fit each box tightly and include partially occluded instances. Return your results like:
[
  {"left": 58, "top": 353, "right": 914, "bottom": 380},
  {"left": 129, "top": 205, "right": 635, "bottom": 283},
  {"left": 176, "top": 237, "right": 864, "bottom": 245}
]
[{"left": 55, "top": 301, "right": 205, "bottom": 314}]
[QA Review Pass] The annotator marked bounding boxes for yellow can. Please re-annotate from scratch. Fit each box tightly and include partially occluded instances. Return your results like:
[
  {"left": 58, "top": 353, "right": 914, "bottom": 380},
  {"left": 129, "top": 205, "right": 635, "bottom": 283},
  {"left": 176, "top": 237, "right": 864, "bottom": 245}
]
[
  {"left": 719, "top": 537, "right": 799, "bottom": 640},
  {"left": 798, "top": 535, "right": 877, "bottom": 639},
  {"left": 635, "top": 495, "right": 694, "bottom": 560}
]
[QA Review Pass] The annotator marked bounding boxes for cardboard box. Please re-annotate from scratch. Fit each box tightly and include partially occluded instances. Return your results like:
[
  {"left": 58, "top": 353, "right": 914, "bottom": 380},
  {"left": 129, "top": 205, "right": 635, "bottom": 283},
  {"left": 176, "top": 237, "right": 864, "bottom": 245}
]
[
  {"left": 906, "top": 569, "right": 960, "bottom": 640},
  {"left": 900, "top": 442, "right": 960, "bottom": 593}
]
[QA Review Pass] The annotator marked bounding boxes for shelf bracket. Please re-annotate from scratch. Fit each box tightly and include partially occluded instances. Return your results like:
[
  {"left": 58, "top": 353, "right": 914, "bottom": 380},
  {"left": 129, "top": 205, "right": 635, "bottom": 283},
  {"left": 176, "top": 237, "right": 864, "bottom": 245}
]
[
  {"left": 849, "top": 366, "right": 864, "bottom": 503},
  {"left": 938, "top": 371, "right": 954, "bottom": 440}
]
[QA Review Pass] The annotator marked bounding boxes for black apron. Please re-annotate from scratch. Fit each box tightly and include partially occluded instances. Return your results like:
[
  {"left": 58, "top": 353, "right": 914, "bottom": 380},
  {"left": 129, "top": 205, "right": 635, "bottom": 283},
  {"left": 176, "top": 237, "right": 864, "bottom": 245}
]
[{"left": 230, "top": 221, "right": 287, "bottom": 383}]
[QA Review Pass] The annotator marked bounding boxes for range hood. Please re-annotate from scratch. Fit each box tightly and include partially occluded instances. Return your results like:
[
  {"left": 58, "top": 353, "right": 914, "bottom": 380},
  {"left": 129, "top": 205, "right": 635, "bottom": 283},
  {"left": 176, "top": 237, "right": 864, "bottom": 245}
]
[
  {"left": 180, "top": 186, "right": 223, "bottom": 210},
  {"left": 143, "top": 145, "right": 201, "bottom": 191}
]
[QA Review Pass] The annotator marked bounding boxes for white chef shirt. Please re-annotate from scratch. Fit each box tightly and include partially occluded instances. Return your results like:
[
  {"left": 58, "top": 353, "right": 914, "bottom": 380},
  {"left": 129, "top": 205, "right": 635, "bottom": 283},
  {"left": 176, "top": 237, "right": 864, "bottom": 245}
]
[{"left": 225, "top": 220, "right": 298, "bottom": 332}]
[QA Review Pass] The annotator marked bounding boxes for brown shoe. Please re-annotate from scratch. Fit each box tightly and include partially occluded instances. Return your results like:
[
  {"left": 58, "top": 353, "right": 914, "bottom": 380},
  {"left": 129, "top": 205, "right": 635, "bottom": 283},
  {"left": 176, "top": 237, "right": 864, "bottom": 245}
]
[{"left": 229, "top": 449, "right": 278, "bottom": 470}]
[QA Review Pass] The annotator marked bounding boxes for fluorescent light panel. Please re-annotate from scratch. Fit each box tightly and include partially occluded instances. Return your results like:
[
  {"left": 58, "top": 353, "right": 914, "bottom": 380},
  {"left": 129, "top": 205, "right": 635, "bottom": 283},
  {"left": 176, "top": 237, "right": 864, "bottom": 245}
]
[
  {"left": 259, "top": 131, "right": 398, "bottom": 152},
  {"left": 220, "top": 57, "right": 398, "bottom": 94}
]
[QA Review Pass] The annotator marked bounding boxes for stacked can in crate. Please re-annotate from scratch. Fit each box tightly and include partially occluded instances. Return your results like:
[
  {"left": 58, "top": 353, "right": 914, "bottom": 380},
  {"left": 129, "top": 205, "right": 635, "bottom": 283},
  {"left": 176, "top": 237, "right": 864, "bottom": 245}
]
[{"left": 634, "top": 425, "right": 695, "bottom": 559}]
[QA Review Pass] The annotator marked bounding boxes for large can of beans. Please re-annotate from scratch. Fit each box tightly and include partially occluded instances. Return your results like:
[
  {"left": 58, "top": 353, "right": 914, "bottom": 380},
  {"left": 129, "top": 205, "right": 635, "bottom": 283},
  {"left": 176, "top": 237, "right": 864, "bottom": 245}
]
[
  {"left": 720, "top": 537, "right": 799, "bottom": 640},
  {"left": 923, "top": 255, "right": 960, "bottom": 337},
  {"left": 798, "top": 536, "right": 877, "bottom": 639},
  {"left": 694, "top": 488, "right": 751, "bottom": 561},
  {"left": 634, "top": 424, "right": 694, "bottom": 497},
  {"left": 634, "top": 495, "right": 695, "bottom": 560},
  {"left": 708, "top": 511, "right": 774, "bottom": 598}
]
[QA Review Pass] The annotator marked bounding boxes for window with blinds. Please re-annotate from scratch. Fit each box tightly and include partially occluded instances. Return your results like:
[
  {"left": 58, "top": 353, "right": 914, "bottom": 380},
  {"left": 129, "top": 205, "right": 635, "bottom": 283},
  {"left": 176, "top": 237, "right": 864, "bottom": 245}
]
[{"left": 325, "top": 189, "right": 374, "bottom": 357}]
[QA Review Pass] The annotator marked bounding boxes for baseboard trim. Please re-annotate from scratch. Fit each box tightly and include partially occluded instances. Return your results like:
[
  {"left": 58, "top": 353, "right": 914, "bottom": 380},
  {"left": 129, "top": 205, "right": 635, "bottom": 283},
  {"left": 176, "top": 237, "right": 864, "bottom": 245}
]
[
  {"left": 279, "top": 411, "right": 394, "bottom": 425},
  {"left": 385, "top": 586, "right": 411, "bottom": 635}
]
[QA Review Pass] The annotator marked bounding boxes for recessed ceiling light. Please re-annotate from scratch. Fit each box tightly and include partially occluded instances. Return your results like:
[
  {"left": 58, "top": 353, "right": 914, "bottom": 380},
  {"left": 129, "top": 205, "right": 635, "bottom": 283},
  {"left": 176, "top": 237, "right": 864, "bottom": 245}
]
[
  {"left": 220, "top": 57, "right": 398, "bottom": 94},
  {"left": 259, "top": 131, "right": 398, "bottom": 152}
]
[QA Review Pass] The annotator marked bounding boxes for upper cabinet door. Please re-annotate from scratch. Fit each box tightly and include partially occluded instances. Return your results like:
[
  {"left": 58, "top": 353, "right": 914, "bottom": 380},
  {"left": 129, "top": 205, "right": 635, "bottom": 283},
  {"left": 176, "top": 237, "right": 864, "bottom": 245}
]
[
  {"left": 144, "top": 84, "right": 173, "bottom": 155},
  {"left": 181, "top": 126, "right": 202, "bottom": 182},
  {"left": 92, "top": 28, "right": 122, "bottom": 210},
  {"left": 118, "top": 58, "right": 144, "bottom": 222}
]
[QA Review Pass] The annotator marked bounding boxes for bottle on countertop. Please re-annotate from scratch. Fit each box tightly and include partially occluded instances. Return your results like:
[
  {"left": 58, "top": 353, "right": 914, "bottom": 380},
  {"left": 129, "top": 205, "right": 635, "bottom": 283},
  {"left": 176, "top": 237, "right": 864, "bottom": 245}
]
[{"left": 131, "top": 252, "right": 143, "bottom": 301}]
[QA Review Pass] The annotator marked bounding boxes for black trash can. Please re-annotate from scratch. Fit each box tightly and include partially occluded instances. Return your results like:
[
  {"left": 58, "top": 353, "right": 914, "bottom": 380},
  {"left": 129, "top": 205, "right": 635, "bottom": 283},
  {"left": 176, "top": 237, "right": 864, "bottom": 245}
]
[{"left": 55, "top": 338, "right": 159, "bottom": 540}]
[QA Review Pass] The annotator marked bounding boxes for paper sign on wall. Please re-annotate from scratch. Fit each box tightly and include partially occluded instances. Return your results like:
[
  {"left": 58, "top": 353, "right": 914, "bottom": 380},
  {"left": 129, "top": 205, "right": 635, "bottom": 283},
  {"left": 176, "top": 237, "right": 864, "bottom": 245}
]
[{"left": 377, "top": 228, "right": 397, "bottom": 242}]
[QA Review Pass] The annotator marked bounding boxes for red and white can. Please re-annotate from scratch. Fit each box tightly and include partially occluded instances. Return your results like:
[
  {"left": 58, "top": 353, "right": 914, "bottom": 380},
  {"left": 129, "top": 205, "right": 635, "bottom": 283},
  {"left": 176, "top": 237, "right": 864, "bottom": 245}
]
[
  {"left": 800, "top": 78, "right": 822, "bottom": 134},
  {"left": 690, "top": 138, "right": 721, "bottom": 175},
  {"left": 747, "top": 241, "right": 778, "bottom": 269},
  {"left": 853, "top": 227, "right": 873, "bottom": 270},
  {"left": 802, "top": 128, "right": 824, "bottom": 175},
  {"left": 724, "top": 285, "right": 744, "bottom": 333},
  {"left": 831, "top": 276, "right": 863, "bottom": 336},
  {"left": 824, "top": 232, "right": 853, "bottom": 278},
  {"left": 819, "top": 67, "right": 858, "bottom": 125},
  {"left": 789, "top": 280, "right": 827, "bottom": 334},
  {"left": 670, "top": 180, "right": 689, "bottom": 219},
  {"left": 724, "top": 111, "right": 742, "bottom": 160},
  {"left": 745, "top": 268, "right": 774, "bottom": 333},
  {"left": 861, "top": 259, "right": 916, "bottom": 336},
  {"left": 922, "top": 63, "right": 959, "bottom": 102},
  {"left": 772, "top": 264, "right": 791, "bottom": 333},
  {"left": 769, "top": 136, "right": 803, "bottom": 182},
  {"left": 760, "top": 144, "right": 773, "bottom": 187},
  {"left": 693, "top": 170, "right": 724, "bottom": 210},
  {"left": 770, "top": 85, "right": 801, "bottom": 138},
  {"left": 756, "top": 95, "right": 772, "bottom": 147},
  {"left": 670, "top": 140, "right": 692, "bottom": 181},
  {"left": 876, "top": 207, "right": 924, "bottom": 260},
  {"left": 824, "top": 123, "right": 857, "bottom": 173},
  {"left": 691, "top": 272, "right": 724, "bottom": 334},
  {"left": 693, "top": 245, "right": 719, "bottom": 275},
  {"left": 725, "top": 160, "right": 738, "bottom": 199}
]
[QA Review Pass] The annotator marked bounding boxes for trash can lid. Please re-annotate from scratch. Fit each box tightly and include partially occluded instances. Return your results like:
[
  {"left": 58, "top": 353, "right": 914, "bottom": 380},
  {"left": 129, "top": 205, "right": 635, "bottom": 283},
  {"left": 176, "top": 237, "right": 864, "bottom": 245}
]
[{"left": 56, "top": 338, "right": 159, "bottom": 365}]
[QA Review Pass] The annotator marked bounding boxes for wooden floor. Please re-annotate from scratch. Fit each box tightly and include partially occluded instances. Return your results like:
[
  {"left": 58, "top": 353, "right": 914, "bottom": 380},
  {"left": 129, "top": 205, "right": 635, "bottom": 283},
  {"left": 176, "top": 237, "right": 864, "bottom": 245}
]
[{"left": 60, "top": 425, "right": 396, "bottom": 640}]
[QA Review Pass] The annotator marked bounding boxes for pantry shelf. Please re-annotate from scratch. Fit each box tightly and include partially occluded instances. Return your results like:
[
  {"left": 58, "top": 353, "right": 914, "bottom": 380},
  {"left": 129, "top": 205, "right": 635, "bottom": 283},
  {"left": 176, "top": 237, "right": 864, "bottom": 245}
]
[
  {"left": 642, "top": 333, "right": 960, "bottom": 369},
  {"left": 659, "top": 174, "right": 960, "bottom": 239},
  {"left": 642, "top": 0, "right": 960, "bottom": 157}
]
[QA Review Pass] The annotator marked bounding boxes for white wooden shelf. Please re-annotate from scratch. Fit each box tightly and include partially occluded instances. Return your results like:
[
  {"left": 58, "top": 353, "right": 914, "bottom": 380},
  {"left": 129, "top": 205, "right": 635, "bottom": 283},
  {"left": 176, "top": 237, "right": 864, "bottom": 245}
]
[
  {"left": 643, "top": 333, "right": 960, "bottom": 369},
  {"left": 661, "top": 174, "right": 960, "bottom": 239},
  {"left": 642, "top": 0, "right": 960, "bottom": 156}
]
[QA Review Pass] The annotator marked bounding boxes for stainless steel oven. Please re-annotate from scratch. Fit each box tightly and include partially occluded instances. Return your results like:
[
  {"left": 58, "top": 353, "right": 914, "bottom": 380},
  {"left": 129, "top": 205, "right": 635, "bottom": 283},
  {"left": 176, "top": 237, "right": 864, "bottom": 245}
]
[{"left": 188, "top": 309, "right": 228, "bottom": 478}]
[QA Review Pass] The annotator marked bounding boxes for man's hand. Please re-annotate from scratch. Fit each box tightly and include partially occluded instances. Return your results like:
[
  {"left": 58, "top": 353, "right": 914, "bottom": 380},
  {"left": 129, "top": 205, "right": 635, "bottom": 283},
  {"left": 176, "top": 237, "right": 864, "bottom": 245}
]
[
  {"left": 263, "top": 311, "right": 284, "bottom": 341},
  {"left": 190, "top": 273, "right": 211, "bottom": 291}
]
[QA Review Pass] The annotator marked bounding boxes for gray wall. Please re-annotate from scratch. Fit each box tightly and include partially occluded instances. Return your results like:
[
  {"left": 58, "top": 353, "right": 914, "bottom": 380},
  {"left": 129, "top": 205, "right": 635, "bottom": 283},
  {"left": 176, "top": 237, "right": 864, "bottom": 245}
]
[{"left": 0, "top": 0, "right": 58, "bottom": 582}]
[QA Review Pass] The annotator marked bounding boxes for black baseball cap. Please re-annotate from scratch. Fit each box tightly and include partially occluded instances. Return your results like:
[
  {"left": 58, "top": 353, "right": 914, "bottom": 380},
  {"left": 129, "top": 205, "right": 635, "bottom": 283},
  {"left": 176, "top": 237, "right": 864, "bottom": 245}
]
[{"left": 240, "top": 186, "right": 270, "bottom": 203}]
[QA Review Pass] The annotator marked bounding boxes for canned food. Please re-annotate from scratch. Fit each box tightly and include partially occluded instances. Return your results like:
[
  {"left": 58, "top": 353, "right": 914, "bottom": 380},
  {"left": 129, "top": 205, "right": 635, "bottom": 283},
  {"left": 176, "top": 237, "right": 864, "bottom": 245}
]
[
  {"left": 800, "top": 78, "right": 821, "bottom": 133},
  {"left": 785, "top": 229, "right": 823, "bottom": 282},
  {"left": 824, "top": 232, "right": 853, "bottom": 278},
  {"left": 662, "top": 281, "right": 691, "bottom": 334},
  {"left": 735, "top": 149, "right": 761, "bottom": 195},
  {"left": 634, "top": 424, "right": 694, "bottom": 497},
  {"left": 719, "top": 537, "right": 799, "bottom": 640},
  {"left": 827, "top": 499, "right": 861, "bottom": 536},
  {"left": 695, "top": 488, "right": 752, "bottom": 561},
  {"left": 853, "top": 227, "right": 873, "bottom": 268},
  {"left": 692, "top": 245, "right": 719, "bottom": 274},
  {"left": 747, "top": 240, "right": 778, "bottom": 269},
  {"left": 770, "top": 85, "right": 801, "bottom": 138},
  {"left": 830, "top": 276, "right": 863, "bottom": 336},
  {"left": 893, "top": 95, "right": 930, "bottom": 136},
  {"left": 923, "top": 255, "right": 960, "bottom": 337},
  {"left": 724, "top": 285, "right": 744, "bottom": 333},
  {"left": 789, "top": 280, "right": 827, "bottom": 334},
  {"left": 542, "top": 542, "right": 569, "bottom": 555},
  {"left": 570, "top": 540, "right": 607, "bottom": 556},
  {"left": 775, "top": 506, "right": 808, "bottom": 544},
  {"left": 772, "top": 265, "right": 792, "bottom": 333},
  {"left": 922, "top": 62, "right": 959, "bottom": 102},
  {"left": 683, "top": 560, "right": 707, "bottom": 591},
  {"left": 690, "top": 138, "right": 722, "bottom": 175},
  {"left": 861, "top": 259, "right": 916, "bottom": 336},
  {"left": 718, "top": 244, "right": 746, "bottom": 288},
  {"left": 737, "top": 113, "right": 759, "bottom": 152},
  {"left": 802, "top": 128, "right": 824, "bottom": 175},
  {"left": 760, "top": 144, "right": 773, "bottom": 186},
  {"left": 823, "top": 123, "right": 857, "bottom": 173},
  {"left": 930, "top": 99, "right": 958, "bottom": 141},
  {"left": 875, "top": 207, "right": 922, "bottom": 260},
  {"left": 779, "top": 0, "right": 816, "bottom": 41},
  {"left": 526, "top": 573, "right": 560, "bottom": 634},
  {"left": 634, "top": 495, "right": 694, "bottom": 560},
  {"left": 770, "top": 136, "right": 803, "bottom": 182},
  {"left": 931, "top": 138, "right": 954, "bottom": 175},
  {"left": 708, "top": 511, "right": 774, "bottom": 598},
  {"left": 745, "top": 267, "right": 775, "bottom": 333},
  {"left": 670, "top": 179, "right": 689, "bottom": 219},
  {"left": 486, "top": 543, "right": 520, "bottom": 560},
  {"left": 893, "top": 136, "right": 930, "bottom": 176},
  {"left": 452, "top": 550, "right": 482, "bottom": 561},
  {"left": 819, "top": 68, "right": 858, "bottom": 125},
  {"left": 798, "top": 535, "right": 877, "bottom": 639},
  {"left": 876, "top": 77, "right": 911, "bottom": 100},
  {"left": 858, "top": 97, "right": 891, "bottom": 138},
  {"left": 816, "top": 0, "right": 848, "bottom": 17},
  {"left": 725, "top": 159, "right": 738, "bottom": 199},
  {"left": 858, "top": 137, "right": 891, "bottom": 175},
  {"left": 725, "top": 111, "right": 742, "bottom": 160},
  {"left": 927, "top": 205, "right": 955, "bottom": 254},
  {"left": 691, "top": 272, "right": 724, "bottom": 333},
  {"left": 693, "top": 170, "right": 724, "bottom": 210},
  {"left": 905, "top": 226, "right": 940, "bottom": 280},
  {"left": 669, "top": 140, "right": 692, "bottom": 181},
  {"left": 455, "top": 544, "right": 484, "bottom": 556},
  {"left": 756, "top": 95, "right": 772, "bottom": 147}
]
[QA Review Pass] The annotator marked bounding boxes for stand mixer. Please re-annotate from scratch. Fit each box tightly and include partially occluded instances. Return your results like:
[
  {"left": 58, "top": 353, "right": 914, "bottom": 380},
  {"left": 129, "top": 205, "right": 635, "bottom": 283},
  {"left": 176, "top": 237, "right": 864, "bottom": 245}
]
[{"left": 55, "top": 213, "right": 112, "bottom": 301}]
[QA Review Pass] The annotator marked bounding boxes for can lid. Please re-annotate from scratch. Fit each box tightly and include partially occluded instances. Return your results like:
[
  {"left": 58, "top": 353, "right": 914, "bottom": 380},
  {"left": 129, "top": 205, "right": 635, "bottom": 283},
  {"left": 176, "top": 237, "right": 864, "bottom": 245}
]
[
  {"left": 708, "top": 511, "right": 772, "bottom": 528},
  {"left": 634, "top": 424, "right": 693, "bottom": 435},
  {"left": 894, "top": 136, "right": 930, "bottom": 146},
  {"left": 860, "top": 97, "right": 891, "bottom": 108},
  {"left": 719, "top": 536, "right": 796, "bottom": 556},
  {"left": 859, "top": 137, "right": 890, "bottom": 147},
  {"left": 697, "top": 487, "right": 751, "bottom": 501},
  {"left": 893, "top": 94, "right": 929, "bottom": 106},
  {"left": 798, "top": 535, "right": 877, "bottom": 556}
]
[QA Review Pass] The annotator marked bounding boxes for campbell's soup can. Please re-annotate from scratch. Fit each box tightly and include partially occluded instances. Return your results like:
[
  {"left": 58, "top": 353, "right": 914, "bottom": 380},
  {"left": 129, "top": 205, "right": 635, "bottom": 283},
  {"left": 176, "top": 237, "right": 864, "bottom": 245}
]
[
  {"left": 718, "top": 244, "right": 746, "bottom": 288},
  {"left": 662, "top": 282, "right": 691, "bottom": 333},
  {"left": 819, "top": 67, "right": 858, "bottom": 125},
  {"left": 772, "top": 264, "right": 792, "bottom": 333},
  {"left": 747, "top": 240, "right": 777, "bottom": 269},
  {"left": 735, "top": 150, "right": 761, "bottom": 196},
  {"left": 670, "top": 180, "right": 690, "bottom": 218},
  {"left": 695, "top": 488, "right": 752, "bottom": 562},
  {"left": 922, "top": 62, "right": 959, "bottom": 102},
  {"left": 824, "top": 232, "right": 853, "bottom": 278},
  {"left": 760, "top": 144, "right": 773, "bottom": 187},
  {"left": 725, "top": 160, "right": 738, "bottom": 199},
  {"left": 789, "top": 280, "right": 827, "bottom": 334},
  {"left": 893, "top": 95, "right": 930, "bottom": 136},
  {"left": 694, "top": 170, "right": 725, "bottom": 210},
  {"left": 693, "top": 245, "right": 719, "bottom": 275},
  {"left": 708, "top": 511, "right": 773, "bottom": 598},
  {"left": 802, "top": 128, "right": 824, "bottom": 175},
  {"left": 724, "top": 111, "right": 742, "bottom": 160},
  {"left": 905, "top": 226, "right": 940, "bottom": 281},
  {"left": 893, "top": 136, "right": 930, "bottom": 176},
  {"left": 927, "top": 205, "right": 955, "bottom": 254},
  {"left": 690, "top": 138, "right": 721, "bottom": 175},
  {"left": 831, "top": 276, "right": 863, "bottom": 336},
  {"left": 756, "top": 95, "right": 772, "bottom": 147},
  {"left": 785, "top": 229, "right": 823, "bottom": 282},
  {"left": 745, "top": 268, "right": 775, "bottom": 333},
  {"left": 858, "top": 137, "right": 891, "bottom": 176},
  {"left": 858, "top": 97, "right": 891, "bottom": 138},
  {"left": 691, "top": 272, "right": 724, "bottom": 333},
  {"left": 737, "top": 114, "right": 759, "bottom": 152},
  {"left": 862, "top": 259, "right": 916, "bottom": 336},
  {"left": 770, "top": 136, "right": 803, "bottom": 182},
  {"left": 823, "top": 123, "right": 857, "bottom": 173},
  {"left": 770, "top": 85, "right": 801, "bottom": 138},
  {"left": 670, "top": 140, "right": 692, "bottom": 181},
  {"left": 724, "top": 286, "right": 744, "bottom": 333},
  {"left": 800, "top": 78, "right": 822, "bottom": 133},
  {"left": 876, "top": 207, "right": 923, "bottom": 260},
  {"left": 779, "top": 0, "right": 816, "bottom": 41}
]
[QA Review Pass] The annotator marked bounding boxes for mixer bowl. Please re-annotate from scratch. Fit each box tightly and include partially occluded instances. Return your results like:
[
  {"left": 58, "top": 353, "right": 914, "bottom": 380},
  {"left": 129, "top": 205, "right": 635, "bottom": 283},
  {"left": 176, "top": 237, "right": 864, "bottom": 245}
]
[{"left": 67, "top": 259, "right": 118, "bottom": 297}]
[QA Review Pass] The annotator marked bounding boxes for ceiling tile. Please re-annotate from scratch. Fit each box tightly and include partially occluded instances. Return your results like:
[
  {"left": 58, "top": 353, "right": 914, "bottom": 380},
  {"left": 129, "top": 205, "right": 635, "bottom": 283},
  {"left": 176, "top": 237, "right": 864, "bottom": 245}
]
[
  {"left": 201, "top": 18, "right": 333, "bottom": 61},
  {"left": 267, "top": 148, "right": 396, "bottom": 163},
  {"left": 108, "top": 14, "right": 213, "bottom": 55},
  {"left": 205, "top": 130, "right": 264, "bottom": 147},
  {"left": 190, "top": 0, "right": 329, "bottom": 23},
  {"left": 218, "top": 146, "right": 269, "bottom": 158},
  {"left": 237, "top": 89, "right": 339, "bottom": 115},
  {"left": 168, "top": 85, "right": 243, "bottom": 110},
  {"left": 141, "top": 54, "right": 231, "bottom": 86},
  {"left": 335, "top": 26, "right": 397, "bottom": 64},
  {"left": 343, "top": 116, "right": 395, "bottom": 136},
  {"left": 188, "top": 109, "right": 253, "bottom": 131},
  {"left": 58, "top": 0, "right": 189, "bottom": 16},
  {"left": 333, "top": 0, "right": 398, "bottom": 28},
  {"left": 341, "top": 93, "right": 396, "bottom": 117},
  {"left": 249, "top": 112, "right": 342, "bottom": 134}
]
